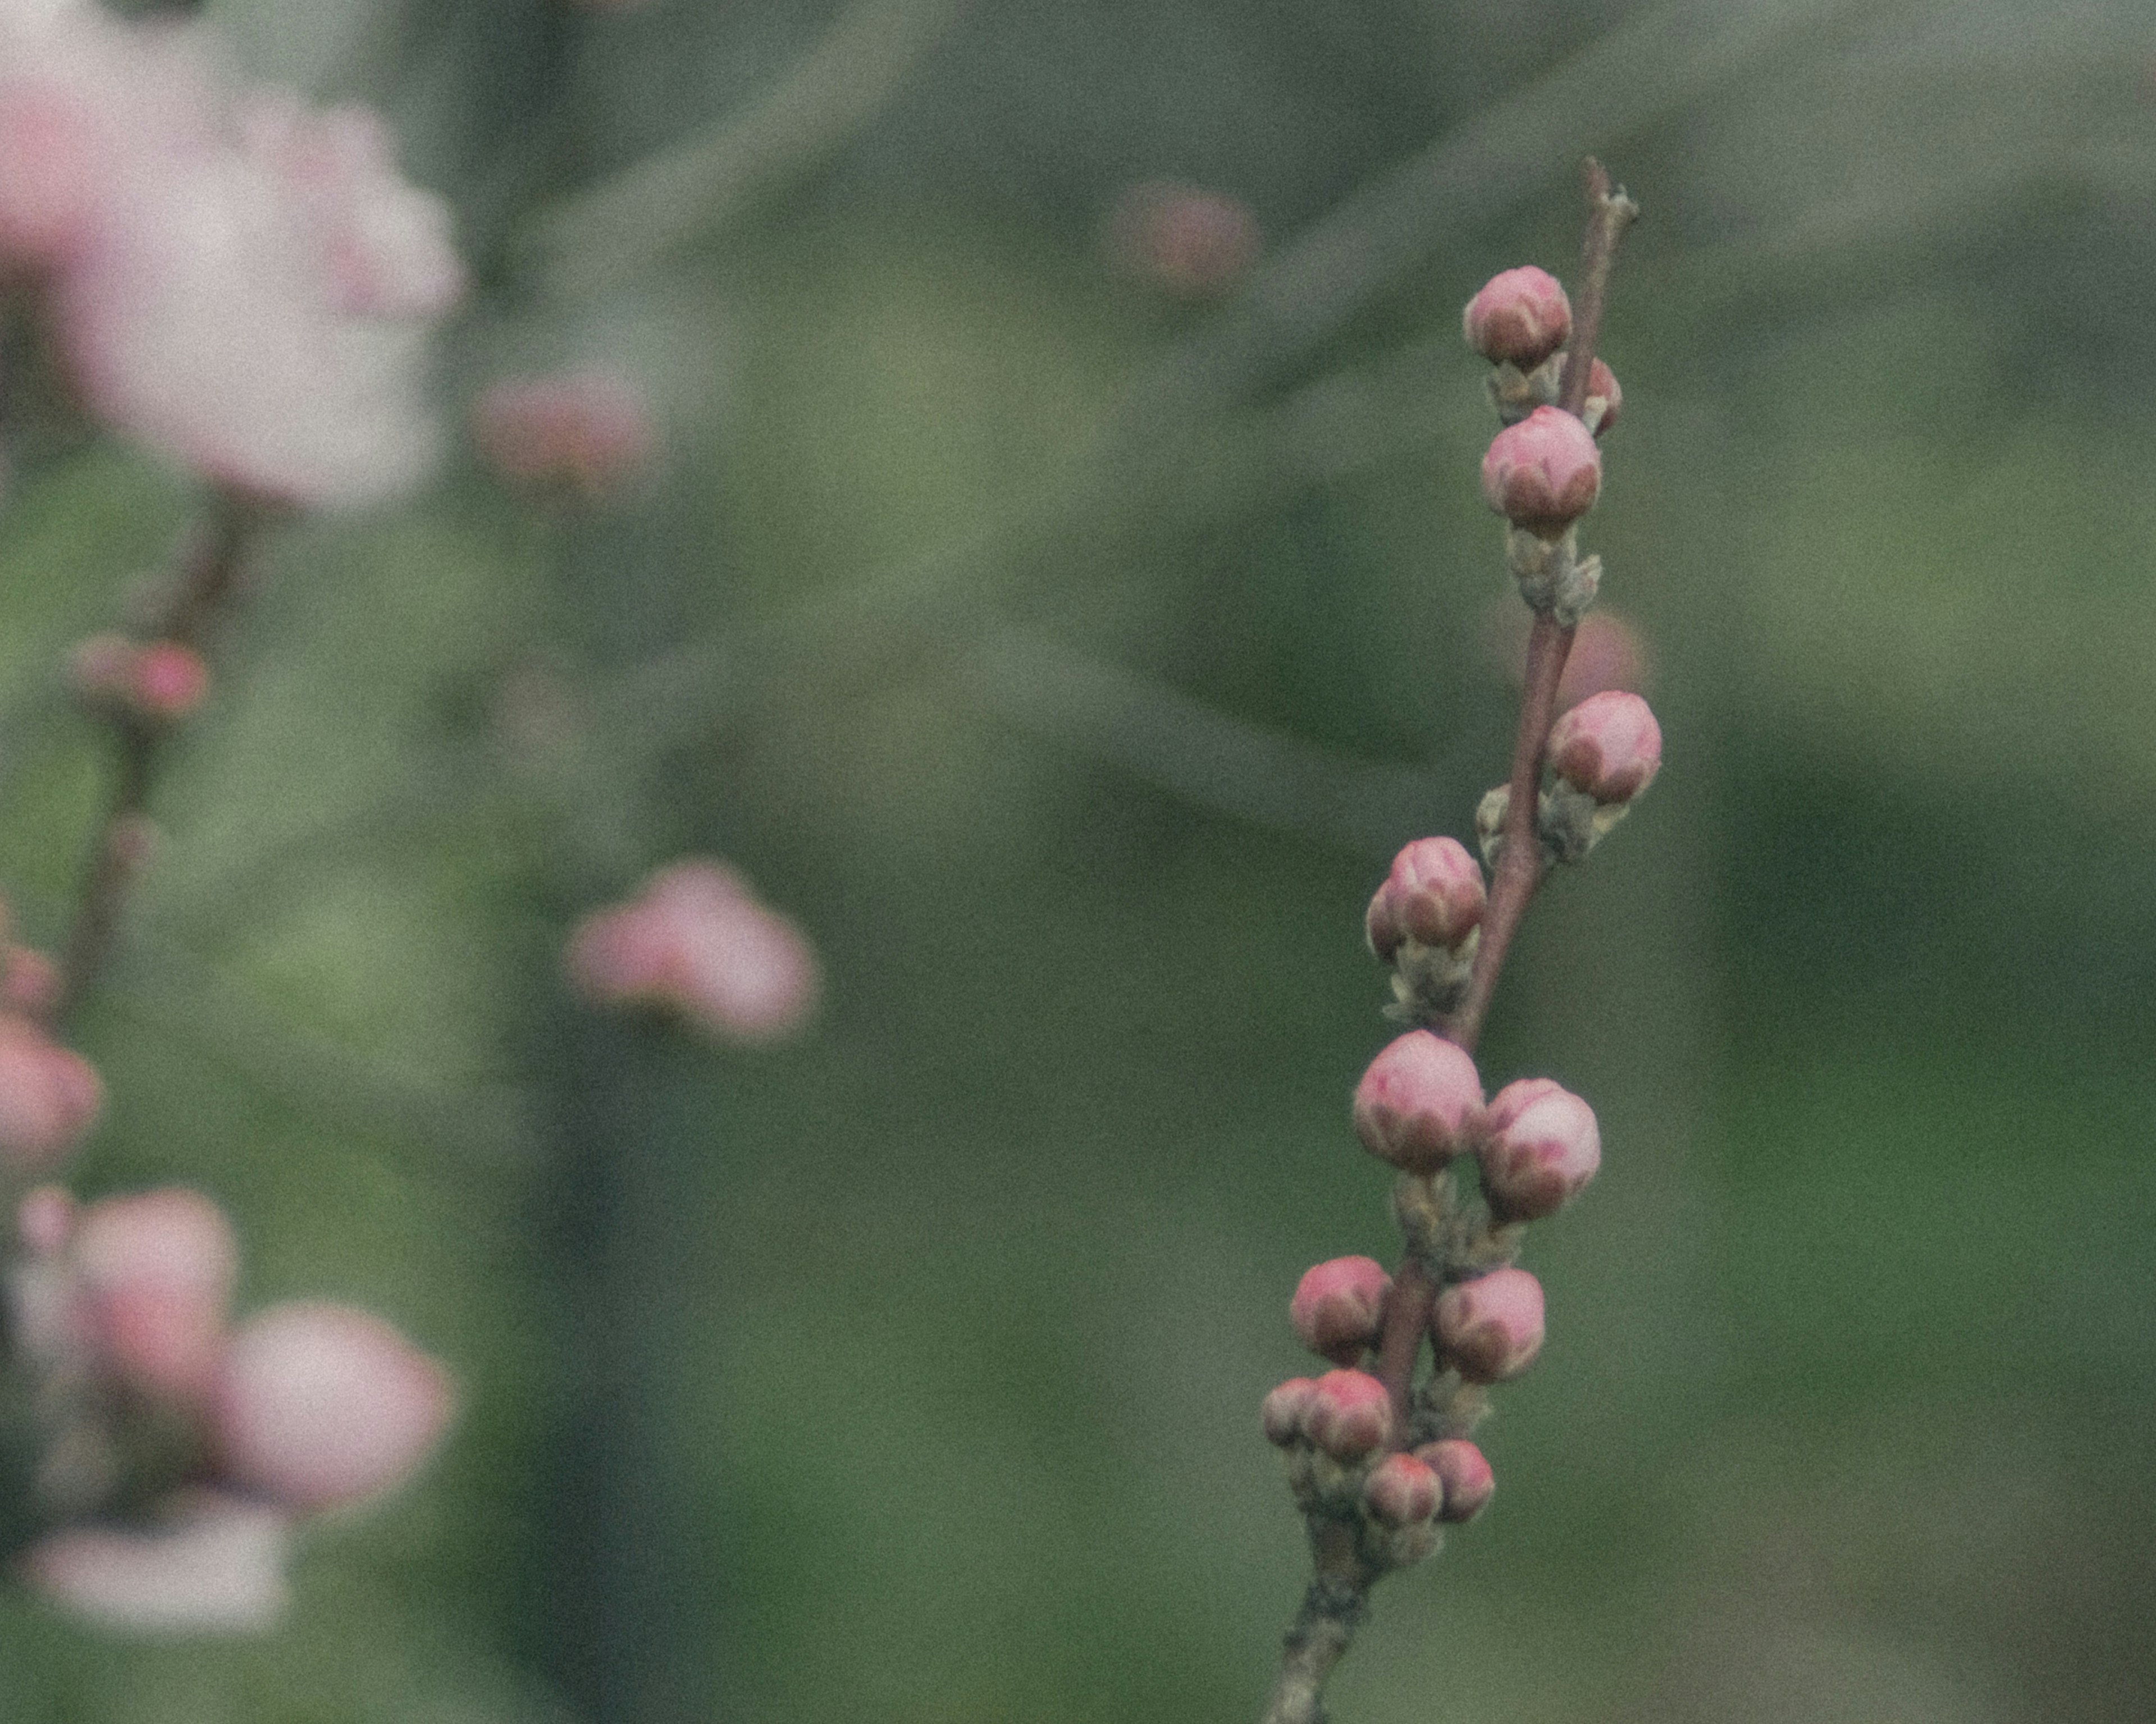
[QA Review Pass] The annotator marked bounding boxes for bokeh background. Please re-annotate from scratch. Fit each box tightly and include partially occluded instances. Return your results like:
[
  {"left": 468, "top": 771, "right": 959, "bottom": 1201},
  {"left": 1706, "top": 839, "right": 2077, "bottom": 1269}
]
[{"left": 4, "top": 0, "right": 2156, "bottom": 1718}]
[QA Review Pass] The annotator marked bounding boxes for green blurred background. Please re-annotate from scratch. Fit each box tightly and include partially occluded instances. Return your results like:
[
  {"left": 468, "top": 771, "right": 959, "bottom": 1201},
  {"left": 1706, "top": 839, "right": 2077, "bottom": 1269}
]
[{"left": 6, "top": 0, "right": 2156, "bottom": 1718}]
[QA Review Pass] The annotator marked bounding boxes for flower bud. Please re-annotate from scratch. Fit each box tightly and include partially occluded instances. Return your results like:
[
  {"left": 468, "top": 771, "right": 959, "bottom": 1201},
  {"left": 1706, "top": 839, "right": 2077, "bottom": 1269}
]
[
  {"left": 74, "top": 1188, "right": 239, "bottom": 1403},
  {"left": 131, "top": 642, "right": 210, "bottom": 719},
  {"left": 1431, "top": 1267, "right": 1544, "bottom": 1383},
  {"left": 2, "top": 946, "right": 61, "bottom": 1017},
  {"left": 1461, "top": 267, "right": 1571, "bottom": 368},
  {"left": 1362, "top": 1451, "right": 1440, "bottom": 1528},
  {"left": 1478, "top": 1078, "right": 1600, "bottom": 1221},
  {"left": 473, "top": 370, "right": 657, "bottom": 500},
  {"left": 1479, "top": 406, "right": 1601, "bottom": 533},
  {"left": 1584, "top": 358, "right": 1621, "bottom": 435},
  {"left": 1289, "top": 1256, "right": 1391, "bottom": 1366},
  {"left": 1352, "top": 1031, "right": 1483, "bottom": 1174},
  {"left": 1108, "top": 181, "right": 1261, "bottom": 298},
  {"left": 0, "top": 1017, "right": 103, "bottom": 1170},
  {"left": 212, "top": 1302, "right": 454, "bottom": 1513},
  {"left": 1415, "top": 1439, "right": 1495, "bottom": 1522},
  {"left": 1364, "top": 836, "right": 1485, "bottom": 962},
  {"left": 1545, "top": 690, "right": 1661, "bottom": 803},
  {"left": 1261, "top": 1376, "right": 1319, "bottom": 1447},
  {"left": 1303, "top": 1369, "right": 1392, "bottom": 1462},
  {"left": 25, "top": 1493, "right": 292, "bottom": 1635}
]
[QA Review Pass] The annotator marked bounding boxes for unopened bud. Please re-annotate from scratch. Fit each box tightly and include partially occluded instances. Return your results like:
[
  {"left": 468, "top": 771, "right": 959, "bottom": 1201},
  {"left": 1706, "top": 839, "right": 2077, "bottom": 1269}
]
[
  {"left": 1545, "top": 690, "right": 1661, "bottom": 803},
  {"left": 1478, "top": 1078, "right": 1600, "bottom": 1221},
  {"left": 1352, "top": 1031, "right": 1483, "bottom": 1174},
  {"left": 1108, "top": 181, "right": 1262, "bottom": 299},
  {"left": 1584, "top": 358, "right": 1621, "bottom": 435},
  {"left": 1364, "top": 836, "right": 1485, "bottom": 962},
  {"left": 1480, "top": 406, "right": 1601, "bottom": 533},
  {"left": 1415, "top": 1438, "right": 1495, "bottom": 1522},
  {"left": 1262, "top": 1376, "right": 1319, "bottom": 1447},
  {"left": 1303, "top": 1369, "right": 1392, "bottom": 1462},
  {"left": 1362, "top": 1450, "right": 1441, "bottom": 1528},
  {"left": 1431, "top": 1267, "right": 1544, "bottom": 1383},
  {"left": 1289, "top": 1256, "right": 1391, "bottom": 1366},
  {"left": 1461, "top": 268, "right": 1572, "bottom": 368},
  {"left": 473, "top": 370, "right": 657, "bottom": 501},
  {"left": 0, "top": 1017, "right": 103, "bottom": 1170},
  {"left": 74, "top": 1188, "right": 239, "bottom": 1403},
  {"left": 212, "top": 1302, "right": 455, "bottom": 1513},
  {"left": 70, "top": 635, "right": 209, "bottom": 723}
]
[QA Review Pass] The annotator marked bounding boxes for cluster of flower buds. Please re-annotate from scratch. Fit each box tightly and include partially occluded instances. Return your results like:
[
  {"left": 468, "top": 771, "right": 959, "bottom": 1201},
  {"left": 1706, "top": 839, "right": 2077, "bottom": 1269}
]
[
  {"left": 566, "top": 858, "right": 820, "bottom": 1044},
  {"left": 0, "top": 0, "right": 462, "bottom": 507},
  {"left": 1478, "top": 688, "right": 1663, "bottom": 868},
  {"left": 1363, "top": 836, "right": 1486, "bottom": 1021},
  {"left": 7, "top": 1184, "right": 454, "bottom": 1633},
  {"left": 1463, "top": 267, "right": 1620, "bottom": 437},
  {"left": 70, "top": 633, "right": 211, "bottom": 726},
  {"left": 472, "top": 369, "right": 658, "bottom": 502}
]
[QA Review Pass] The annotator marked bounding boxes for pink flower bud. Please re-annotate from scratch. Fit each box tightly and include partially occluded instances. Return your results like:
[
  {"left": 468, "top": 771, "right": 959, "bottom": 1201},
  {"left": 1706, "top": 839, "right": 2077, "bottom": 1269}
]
[
  {"left": 1362, "top": 1451, "right": 1441, "bottom": 1528},
  {"left": 212, "top": 1302, "right": 454, "bottom": 1513},
  {"left": 74, "top": 1188, "right": 239, "bottom": 1403},
  {"left": 1431, "top": 1267, "right": 1545, "bottom": 1383},
  {"left": 1461, "top": 267, "right": 1572, "bottom": 368},
  {"left": 25, "top": 1493, "right": 292, "bottom": 1635},
  {"left": 0, "top": 1017, "right": 103, "bottom": 1170},
  {"left": 1351, "top": 1031, "right": 1483, "bottom": 1174},
  {"left": 1585, "top": 358, "right": 1621, "bottom": 433},
  {"left": 1108, "top": 181, "right": 1260, "bottom": 298},
  {"left": 131, "top": 641, "right": 209, "bottom": 718},
  {"left": 1364, "top": 836, "right": 1486, "bottom": 962},
  {"left": 1478, "top": 1078, "right": 1600, "bottom": 1221},
  {"left": 1479, "top": 406, "right": 1601, "bottom": 532},
  {"left": 1289, "top": 1256, "right": 1391, "bottom": 1366},
  {"left": 1545, "top": 689, "right": 1661, "bottom": 803},
  {"left": 1, "top": 946, "right": 61, "bottom": 1017},
  {"left": 472, "top": 370, "right": 656, "bottom": 500},
  {"left": 1303, "top": 1369, "right": 1392, "bottom": 1462},
  {"left": 1261, "top": 1376, "right": 1318, "bottom": 1447},
  {"left": 568, "top": 860, "right": 820, "bottom": 1044},
  {"left": 1415, "top": 1438, "right": 1495, "bottom": 1522}
]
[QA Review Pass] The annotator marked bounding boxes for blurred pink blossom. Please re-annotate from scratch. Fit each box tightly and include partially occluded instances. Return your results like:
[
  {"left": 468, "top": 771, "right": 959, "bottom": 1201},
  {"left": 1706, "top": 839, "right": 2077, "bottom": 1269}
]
[
  {"left": 212, "top": 1300, "right": 456, "bottom": 1514},
  {"left": 567, "top": 858, "right": 820, "bottom": 1043},
  {"left": 25, "top": 1492, "right": 291, "bottom": 1634},
  {"left": 473, "top": 369, "right": 657, "bottom": 500},
  {"left": 0, "top": 1013, "right": 103, "bottom": 1171},
  {"left": 73, "top": 1186, "right": 237, "bottom": 1403}
]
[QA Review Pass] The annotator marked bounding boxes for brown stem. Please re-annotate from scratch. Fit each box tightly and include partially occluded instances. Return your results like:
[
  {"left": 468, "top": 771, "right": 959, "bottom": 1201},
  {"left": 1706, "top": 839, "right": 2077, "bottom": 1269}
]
[
  {"left": 1555, "top": 159, "right": 1639, "bottom": 422},
  {"left": 50, "top": 494, "right": 262, "bottom": 1025},
  {"left": 1372, "top": 1256, "right": 1435, "bottom": 1433},
  {"left": 1260, "top": 1519, "right": 1374, "bottom": 1724}
]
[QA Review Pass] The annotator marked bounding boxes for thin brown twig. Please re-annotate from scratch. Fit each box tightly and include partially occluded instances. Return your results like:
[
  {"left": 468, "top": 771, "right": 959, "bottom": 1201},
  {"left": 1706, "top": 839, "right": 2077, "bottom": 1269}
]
[
  {"left": 50, "top": 492, "right": 264, "bottom": 1025},
  {"left": 1262, "top": 159, "right": 1636, "bottom": 1724}
]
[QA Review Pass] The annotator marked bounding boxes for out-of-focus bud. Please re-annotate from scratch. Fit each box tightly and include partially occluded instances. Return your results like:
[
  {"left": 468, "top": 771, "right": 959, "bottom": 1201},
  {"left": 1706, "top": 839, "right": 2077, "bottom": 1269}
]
[
  {"left": 24, "top": 1492, "right": 291, "bottom": 1635},
  {"left": 73, "top": 1187, "right": 239, "bottom": 1403},
  {"left": 211, "top": 1302, "right": 454, "bottom": 1513},
  {"left": 1289, "top": 1256, "right": 1391, "bottom": 1366},
  {"left": 1488, "top": 603, "right": 1650, "bottom": 712},
  {"left": 1364, "top": 837, "right": 1486, "bottom": 962},
  {"left": 0, "top": 1016, "right": 103, "bottom": 1170},
  {"left": 1480, "top": 406, "right": 1601, "bottom": 533},
  {"left": 1352, "top": 1031, "right": 1483, "bottom": 1175},
  {"left": 1431, "top": 1267, "right": 1545, "bottom": 1384},
  {"left": 1362, "top": 1450, "right": 1441, "bottom": 1528},
  {"left": 1545, "top": 690, "right": 1661, "bottom": 803},
  {"left": 1108, "top": 181, "right": 1260, "bottom": 299},
  {"left": 472, "top": 370, "right": 656, "bottom": 501},
  {"left": 1415, "top": 1438, "right": 1495, "bottom": 1522},
  {"left": 1478, "top": 1078, "right": 1600, "bottom": 1222},
  {"left": 1461, "top": 267, "right": 1572, "bottom": 368},
  {"left": 1261, "top": 1375, "right": 1319, "bottom": 1447},
  {"left": 1584, "top": 358, "right": 1621, "bottom": 435},
  {"left": 70, "top": 634, "right": 209, "bottom": 722},
  {"left": 567, "top": 859, "right": 820, "bottom": 1044},
  {"left": 17, "top": 1182, "right": 75, "bottom": 1255},
  {"left": 1303, "top": 1369, "right": 1392, "bottom": 1462},
  {"left": 2, "top": 946, "right": 61, "bottom": 1017}
]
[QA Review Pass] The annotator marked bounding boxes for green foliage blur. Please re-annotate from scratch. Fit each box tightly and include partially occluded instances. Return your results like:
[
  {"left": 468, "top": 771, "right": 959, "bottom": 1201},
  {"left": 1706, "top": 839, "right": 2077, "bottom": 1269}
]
[{"left": 5, "top": 0, "right": 2156, "bottom": 1719}]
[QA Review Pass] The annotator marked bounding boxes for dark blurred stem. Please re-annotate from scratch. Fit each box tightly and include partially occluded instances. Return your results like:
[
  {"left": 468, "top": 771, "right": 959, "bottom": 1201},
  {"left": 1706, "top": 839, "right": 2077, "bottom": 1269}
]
[
  {"left": 52, "top": 492, "right": 262, "bottom": 1027},
  {"left": 1268, "top": 159, "right": 1636, "bottom": 1724}
]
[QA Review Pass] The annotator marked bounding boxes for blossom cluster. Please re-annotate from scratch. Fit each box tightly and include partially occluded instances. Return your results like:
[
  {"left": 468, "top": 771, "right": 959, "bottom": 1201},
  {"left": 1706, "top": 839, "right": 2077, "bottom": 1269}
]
[
  {"left": 10, "top": 1186, "right": 453, "bottom": 1632},
  {"left": 0, "top": 0, "right": 462, "bottom": 506}
]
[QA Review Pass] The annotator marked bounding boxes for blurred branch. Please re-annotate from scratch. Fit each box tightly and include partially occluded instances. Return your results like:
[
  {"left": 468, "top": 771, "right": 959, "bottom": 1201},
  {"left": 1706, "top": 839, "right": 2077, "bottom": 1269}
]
[
  {"left": 960, "top": 627, "right": 1476, "bottom": 856},
  {"left": 1122, "top": 0, "right": 1857, "bottom": 433},
  {"left": 520, "top": 0, "right": 972, "bottom": 301}
]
